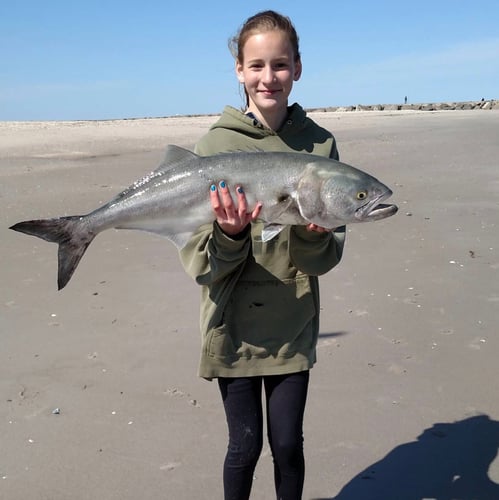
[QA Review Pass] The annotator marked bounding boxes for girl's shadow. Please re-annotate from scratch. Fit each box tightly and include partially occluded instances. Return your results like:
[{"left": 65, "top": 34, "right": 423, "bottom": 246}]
[{"left": 314, "top": 414, "right": 499, "bottom": 500}]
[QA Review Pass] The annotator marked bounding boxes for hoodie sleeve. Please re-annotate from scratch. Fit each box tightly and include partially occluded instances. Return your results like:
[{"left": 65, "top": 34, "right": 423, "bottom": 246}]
[
  {"left": 194, "top": 135, "right": 217, "bottom": 156},
  {"left": 178, "top": 222, "right": 252, "bottom": 286},
  {"left": 288, "top": 225, "right": 346, "bottom": 276}
]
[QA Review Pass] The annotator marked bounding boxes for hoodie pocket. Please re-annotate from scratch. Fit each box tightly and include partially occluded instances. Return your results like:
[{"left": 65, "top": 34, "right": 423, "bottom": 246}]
[
  {"left": 205, "top": 325, "right": 239, "bottom": 363},
  {"left": 224, "top": 274, "right": 317, "bottom": 357}
]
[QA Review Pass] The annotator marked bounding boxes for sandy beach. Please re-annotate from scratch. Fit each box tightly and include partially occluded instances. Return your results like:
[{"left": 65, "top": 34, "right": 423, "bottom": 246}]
[{"left": 1, "top": 109, "right": 498, "bottom": 499}]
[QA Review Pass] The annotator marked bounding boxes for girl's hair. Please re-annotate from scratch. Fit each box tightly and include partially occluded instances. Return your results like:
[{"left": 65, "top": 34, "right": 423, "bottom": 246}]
[
  {"left": 229, "top": 10, "right": 301, "bottom": 108},
  {"left": 229, "top": 10, "right": 301, "bottom": 63}
]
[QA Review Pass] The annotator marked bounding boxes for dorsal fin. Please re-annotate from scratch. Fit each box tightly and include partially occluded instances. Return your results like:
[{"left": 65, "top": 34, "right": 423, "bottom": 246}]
[{"left": 153, "top": 145, "right": 199, "bottom": 174}]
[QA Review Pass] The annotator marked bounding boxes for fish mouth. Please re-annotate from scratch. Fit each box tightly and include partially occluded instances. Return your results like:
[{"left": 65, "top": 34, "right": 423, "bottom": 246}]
[{"left": 355, "top": 192, "right": 398, "bottom": 221}]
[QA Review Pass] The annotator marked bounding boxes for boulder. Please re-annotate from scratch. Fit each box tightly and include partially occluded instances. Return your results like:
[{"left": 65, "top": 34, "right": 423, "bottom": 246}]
[{"left": 384, "top": 104, "right": 401, "bottom": 111}]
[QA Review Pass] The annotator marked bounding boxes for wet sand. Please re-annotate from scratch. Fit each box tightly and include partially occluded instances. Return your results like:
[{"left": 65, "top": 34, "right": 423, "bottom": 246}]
[{"left": 1, "top": 110, "right": 498, "bottom": 499}]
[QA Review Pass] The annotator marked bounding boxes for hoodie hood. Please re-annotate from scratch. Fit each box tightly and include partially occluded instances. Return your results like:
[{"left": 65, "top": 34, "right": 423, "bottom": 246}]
[
  {"left": 210, "top": 103, "right": 308, "bottom": 138},
  {"left": 194, "top": 103, "right": 337, "bottom": 159}
]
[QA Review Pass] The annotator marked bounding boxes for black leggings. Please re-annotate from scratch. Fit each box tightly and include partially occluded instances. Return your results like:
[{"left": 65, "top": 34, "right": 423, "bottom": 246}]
[{"left": 218, "top": 371, "right": 310, "bottom": 500}]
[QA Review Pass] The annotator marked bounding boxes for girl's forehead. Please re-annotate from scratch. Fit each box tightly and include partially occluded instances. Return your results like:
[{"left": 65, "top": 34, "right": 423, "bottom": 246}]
[{"left": 242, "top": 30, "right": 294, "bottom": 57}]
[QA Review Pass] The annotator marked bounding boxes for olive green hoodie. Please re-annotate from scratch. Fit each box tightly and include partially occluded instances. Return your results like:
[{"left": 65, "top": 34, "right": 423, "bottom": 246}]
[{"left": 180, "top": 104, "right": 346, "bottom": 379}]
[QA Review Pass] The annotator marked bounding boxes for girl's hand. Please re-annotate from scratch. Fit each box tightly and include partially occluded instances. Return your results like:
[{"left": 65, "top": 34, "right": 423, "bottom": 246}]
[
  {"left": 210, "top": 181, "right": 262, "bottom": 236},
  {"left": 306, "top": 223, "right": 333, "bottom": 234}
]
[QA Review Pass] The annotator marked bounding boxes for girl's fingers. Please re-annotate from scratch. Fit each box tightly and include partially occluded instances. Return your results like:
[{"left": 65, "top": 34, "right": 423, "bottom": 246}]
[
  {"left": 218, "top": 181, "right": 235, "bottom": 213},
  {"left": 210, "top": 181, "right": 235, "bottom": 218},
  {"left": 306, "top": 223, "right": 331, "bottom": 233},
  {"left": 251, "top": 202, "right": 263, "bottom": 221},
  {"left": 210, "top": 184, "right": 221, "bottom": 212},
  {"left": 235, "top": 185, "right": 248, "bottom": 216},
  {"left": 209, "top": 183, "right": 262, "bottom": 233}
]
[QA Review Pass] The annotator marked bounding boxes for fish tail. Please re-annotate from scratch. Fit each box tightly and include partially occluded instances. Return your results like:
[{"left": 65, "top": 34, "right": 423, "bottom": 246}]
[{"left": 10, "top": 216, "right": 95, "bottom": 290}]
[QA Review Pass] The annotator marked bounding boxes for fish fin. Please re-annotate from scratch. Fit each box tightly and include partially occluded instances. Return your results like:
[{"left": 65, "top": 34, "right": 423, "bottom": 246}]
[
  {"left": 114, "top": 220, "right": 194, "bottom": 250},
  {"left": 263, "top": 196, "right": 295, "bottom": 220},
  {"left": 153, "top": 145, "right": 198, "bottom": 174},
  {"left": 104, "top": 145, "right": 199, "bottom": 207},
  {"left": 261, "top": 224, "right": 286, "bottom": 242},
  {"left": 119, "top": 224, "right": 194, "bottom": 250},
  {"left": 165, "top": 232, "right": 194, "bottom": 249},
  {"left": 259, "top": 196, "right": 299, "bottom": 242},
  {"left": 10, "top": 217, "right": 94, "bottom": 290}
]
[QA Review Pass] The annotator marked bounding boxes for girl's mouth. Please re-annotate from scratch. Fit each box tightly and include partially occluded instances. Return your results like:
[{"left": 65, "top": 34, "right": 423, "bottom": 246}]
[{"left": 258, "top": 89, "right": 281, "bottom": 95}]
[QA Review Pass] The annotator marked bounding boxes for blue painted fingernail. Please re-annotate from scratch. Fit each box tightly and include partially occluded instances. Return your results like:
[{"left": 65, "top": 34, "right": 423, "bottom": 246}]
[
  {"left": 210, "top": 184, "right": 216, "bottom": 191},
  {"left": 237, "top": 186, "right": 244, "bottom": 194},
  {"left": 219, "top": 181, "right": 226, "bottom": 189}
]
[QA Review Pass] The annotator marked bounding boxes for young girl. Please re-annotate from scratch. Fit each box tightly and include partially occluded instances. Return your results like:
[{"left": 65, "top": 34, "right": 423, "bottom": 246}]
[{"left": 179, "top": 10, "right": 346, "bottom": 500}]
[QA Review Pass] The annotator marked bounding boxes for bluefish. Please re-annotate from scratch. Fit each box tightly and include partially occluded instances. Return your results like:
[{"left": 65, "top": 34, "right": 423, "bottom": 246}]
[{"left": 10, "top": 145, "right": 397, "bottom": 289}]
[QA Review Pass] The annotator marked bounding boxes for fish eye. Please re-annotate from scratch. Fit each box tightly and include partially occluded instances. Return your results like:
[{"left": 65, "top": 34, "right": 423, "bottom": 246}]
[{"left": 356, "top": 190, "right": 368, "bottom": 200}]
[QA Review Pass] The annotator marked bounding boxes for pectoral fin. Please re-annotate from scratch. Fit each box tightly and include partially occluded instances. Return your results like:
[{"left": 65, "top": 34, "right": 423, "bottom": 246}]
[
  {"left": 261, "top": 223, "right": 286, "bottom": 242},
  {"left": 264, "top": 196, "right": 295, "bottom": 220},
  {"left": 259, "top": 195, "right": 303, "bottom": 241}
]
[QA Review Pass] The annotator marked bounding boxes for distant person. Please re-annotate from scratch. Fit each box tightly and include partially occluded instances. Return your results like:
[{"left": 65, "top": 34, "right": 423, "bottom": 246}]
[
  {"left": 404, "top": 96, "right": 408, "bottom": 104},
  {"left": 179, "top": 10, "right": 346, "bottom": 500}
]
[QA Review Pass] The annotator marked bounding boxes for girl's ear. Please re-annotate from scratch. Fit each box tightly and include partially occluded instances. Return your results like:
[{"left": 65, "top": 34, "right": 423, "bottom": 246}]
[
  {"left": 293, "top": 59, "right": 302, "bottom": 81},
  {"left": 235, "top": 60, "right": 245, "bottom": 83}
]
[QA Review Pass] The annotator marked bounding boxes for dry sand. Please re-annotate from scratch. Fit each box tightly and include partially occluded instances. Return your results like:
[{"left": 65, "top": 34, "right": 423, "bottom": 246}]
[{"left": 1, "top": 110, "right": 498, "bottom": 499}]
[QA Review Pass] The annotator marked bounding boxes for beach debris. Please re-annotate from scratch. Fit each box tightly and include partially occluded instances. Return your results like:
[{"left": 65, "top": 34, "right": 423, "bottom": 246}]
[
  {"left": 52, "top": 408, "right": 61, "bottom": 415},
  {"left": 48, "top": 312, "right": 60, "bottom": 327},
  {"left": 164, "top": 387, "right": 186, "bottom": 398},
  {"left": 164, "top": 387, "right": 201, "bottom": 408},
  {"left": 160, "top": 461, "right": 182, "bottom": 472}
]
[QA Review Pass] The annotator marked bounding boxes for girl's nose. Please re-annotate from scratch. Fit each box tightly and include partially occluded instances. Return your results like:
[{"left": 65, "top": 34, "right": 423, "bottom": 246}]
[{"left": 262, "top": 66, "right": 276, "bottom": 84}]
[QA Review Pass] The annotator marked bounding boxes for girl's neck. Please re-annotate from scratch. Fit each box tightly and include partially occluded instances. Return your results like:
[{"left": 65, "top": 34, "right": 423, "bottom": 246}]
[{"left": 246, "top": 105, "right": 288, "bottom": 131}]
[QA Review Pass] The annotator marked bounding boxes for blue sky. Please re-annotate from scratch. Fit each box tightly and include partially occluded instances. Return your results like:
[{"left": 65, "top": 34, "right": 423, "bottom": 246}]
[{"left": 1, "top": 0, "right": 498, "bottom": 121}]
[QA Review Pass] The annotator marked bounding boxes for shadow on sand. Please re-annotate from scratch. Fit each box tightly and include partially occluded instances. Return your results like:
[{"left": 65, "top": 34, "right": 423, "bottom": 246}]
[
  {"left": 318, "top": 331, "right": 349, "bottom": 340},
  {"left": 313, "top": 415, "right": 499, "bottom": 500}
]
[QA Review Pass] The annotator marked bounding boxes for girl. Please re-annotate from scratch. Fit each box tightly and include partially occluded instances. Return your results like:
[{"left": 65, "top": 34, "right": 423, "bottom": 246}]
[{"left": 179, "top": 10, "right": 346, "bottom": 500}]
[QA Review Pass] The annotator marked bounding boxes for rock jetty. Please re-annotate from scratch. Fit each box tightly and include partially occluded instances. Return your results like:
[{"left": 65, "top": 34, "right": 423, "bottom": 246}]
[{"left": 308, "top": 99, "right": 498, "bottom": 113}]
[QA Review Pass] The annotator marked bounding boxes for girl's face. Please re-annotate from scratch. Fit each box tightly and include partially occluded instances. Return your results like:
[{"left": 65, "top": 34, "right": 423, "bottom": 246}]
[{"left": 236, "top": 30, "right": 302, "bottom": 121}]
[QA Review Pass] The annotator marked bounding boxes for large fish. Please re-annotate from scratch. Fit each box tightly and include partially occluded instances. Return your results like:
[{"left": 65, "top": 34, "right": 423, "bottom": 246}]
[{"left": 10, "top": 145, "right": 397, "bottom": 290}]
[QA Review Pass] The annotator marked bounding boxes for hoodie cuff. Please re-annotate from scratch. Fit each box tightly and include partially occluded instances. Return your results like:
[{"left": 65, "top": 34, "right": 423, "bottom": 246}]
[
  {"left": 291, "top": 225, "right": 334, "bottom": 242},
  {"left": 212, "top": 221, "right": 251, "bottom": 249}
]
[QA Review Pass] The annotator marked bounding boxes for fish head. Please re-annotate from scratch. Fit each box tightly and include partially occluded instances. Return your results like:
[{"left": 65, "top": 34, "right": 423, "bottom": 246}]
[
  {"left": 351, "top": 183, "right": 398, "bottom": 222},
  {"left": 297, "top": 161, "right": 398, "bottom": 227},
  {"left": 320, "top": 167, "right": 398, "bottom": 224}
]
